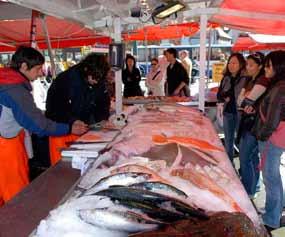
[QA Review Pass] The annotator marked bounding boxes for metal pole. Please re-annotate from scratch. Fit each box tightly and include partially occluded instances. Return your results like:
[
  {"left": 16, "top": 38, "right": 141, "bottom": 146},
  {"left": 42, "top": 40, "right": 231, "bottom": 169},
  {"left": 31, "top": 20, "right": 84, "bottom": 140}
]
[
  {"left": 30, "top": 10, "right": 38, "bottom": 48},
  {"left": 40, "top": 14, "right": 56, "bottom": 78},
  {"left": 144, "top": 28, "right": 149, "bottom": 75},
  {"left": 206, "top": 28, "right": 212, "bottom": 88},
  {"left": 198, "top": 14, "right": 208, "bottom": 112},
  {"left": 114, "top": 17, "right": 123, "bottom": 115}
]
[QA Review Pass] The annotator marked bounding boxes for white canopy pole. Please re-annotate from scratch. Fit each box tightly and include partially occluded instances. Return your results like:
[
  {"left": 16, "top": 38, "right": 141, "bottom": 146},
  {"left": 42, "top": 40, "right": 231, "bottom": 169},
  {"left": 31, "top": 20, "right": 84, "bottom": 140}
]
[
  {"left": 114, "top": 17, "right": 123, "bottom": 115},
  {"left": 198, "top": 14, "right": 208, "bottom": 112},
  {"left": 40, "top": 14, "right": 56, "bottom": 79}
]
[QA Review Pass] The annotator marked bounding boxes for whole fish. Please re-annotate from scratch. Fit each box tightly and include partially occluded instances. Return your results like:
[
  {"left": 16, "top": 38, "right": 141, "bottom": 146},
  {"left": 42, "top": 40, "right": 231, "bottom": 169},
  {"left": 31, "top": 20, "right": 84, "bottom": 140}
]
[
  {"left": 117, "top": 199, "right": 186, "bottom": 223},
  {"left": 78, "top": 208, "right": 159, "bottom": 233},
  {"left": 129, "top": 182, "right": 188, "bottom": 199},
  {"left": 95, "top": 186, "right": 208, "bottom": 220},
  {"left": 83, "top": 172, "right": 153, "bottom": 196},
  {"left": 152, "top": 134, "right": 224, "bottom": 152}
]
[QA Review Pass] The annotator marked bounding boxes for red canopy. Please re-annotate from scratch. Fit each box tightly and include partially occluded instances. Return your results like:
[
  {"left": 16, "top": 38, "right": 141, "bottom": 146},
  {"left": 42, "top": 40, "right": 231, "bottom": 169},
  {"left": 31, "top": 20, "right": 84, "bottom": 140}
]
[
  {"left": 232, "top": 36, "right": 285, "bottom": 52},
  {"left": 123, "top": 22, "right": 219, "bottom": 41},
  {"left": 0, "top": 16, "right": 111, "bottom": 52},
  {"left": 211, "top": 0, "right": 285, "bottom": 35}
]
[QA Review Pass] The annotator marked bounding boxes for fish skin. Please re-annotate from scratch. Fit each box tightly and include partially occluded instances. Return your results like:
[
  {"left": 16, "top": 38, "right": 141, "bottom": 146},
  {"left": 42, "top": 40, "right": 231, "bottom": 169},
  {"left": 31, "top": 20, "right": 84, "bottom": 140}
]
[
  {"left": 141, "top": 143, "right": 179, "bottom": 166},
  {"left": 179, "top": 145, "right": 219, "bottom": 167},
  {"left": 95, "top": 187, "right": 208, "bottom": 220},
  {"left": 78, "top": 208, "right": 159, "bottom": 233},
  {"left": 129, "top": 182, "right": 188, "bottom": 199},
  {"left": 83, "top": 172, "right": 153, "bottom": 196},
  {"left": 152, "top": 134, "right": 224, "bottom": 152}
]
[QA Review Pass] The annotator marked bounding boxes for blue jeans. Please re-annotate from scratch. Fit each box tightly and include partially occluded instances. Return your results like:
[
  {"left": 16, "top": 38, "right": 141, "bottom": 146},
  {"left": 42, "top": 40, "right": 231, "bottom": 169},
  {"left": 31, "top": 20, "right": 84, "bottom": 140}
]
[
  {"left": 259, "top": 141, "right": 284, "bottom": 228},
  {"left": 223, "top": 112, "right": 238, "bottom": 162},
  {"left": 239, "top": 131, "right": 260, "bottom": 196}
]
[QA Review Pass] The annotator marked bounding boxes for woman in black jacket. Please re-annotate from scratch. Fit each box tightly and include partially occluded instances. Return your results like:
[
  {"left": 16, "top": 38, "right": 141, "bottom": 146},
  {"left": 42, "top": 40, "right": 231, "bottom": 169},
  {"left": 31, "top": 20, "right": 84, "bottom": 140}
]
[
  {"left": 122, "top": 54, "right": 143, "bottom": 97},
  {"left": 216, "top": 53, "right": 246, "bottom": 163}
]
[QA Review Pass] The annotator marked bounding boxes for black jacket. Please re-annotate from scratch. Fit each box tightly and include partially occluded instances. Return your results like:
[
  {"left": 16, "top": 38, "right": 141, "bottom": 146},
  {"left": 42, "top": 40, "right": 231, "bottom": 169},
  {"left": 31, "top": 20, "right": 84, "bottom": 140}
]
[
  {"left": 166, "top": 60, "right": 189, "bottom": 96},
  {"left": 252, "top": 80, "right": 285, "bottom": 141},
  {"left": 122, "top": 67, "right": 143, "bottom": 97},
  {"left": 217, "top": 74, "right": 246, "bottom": 113},
  {"left": 46, "top": 65, "right": 110, "bottom": 125}
]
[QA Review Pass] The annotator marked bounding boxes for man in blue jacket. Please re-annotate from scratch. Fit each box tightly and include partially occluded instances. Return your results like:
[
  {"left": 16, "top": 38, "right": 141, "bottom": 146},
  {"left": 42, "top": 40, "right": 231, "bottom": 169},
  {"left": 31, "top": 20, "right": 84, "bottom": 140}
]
[{"left": 0, "top": 46, "right": 88, "bottom": 204}]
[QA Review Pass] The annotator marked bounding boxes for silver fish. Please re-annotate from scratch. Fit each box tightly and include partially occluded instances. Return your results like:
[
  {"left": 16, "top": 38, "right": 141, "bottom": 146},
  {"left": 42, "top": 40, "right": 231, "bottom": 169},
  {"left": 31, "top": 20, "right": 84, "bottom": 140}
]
[
  {"left": 78, "top": 208, "right": 159, "bottom": 233},
  {"left": 83, "top": 172, "right": 153, "bottom": 196},
  {"left": 129, "top": 182, "right": 188, "bottom": 199}
]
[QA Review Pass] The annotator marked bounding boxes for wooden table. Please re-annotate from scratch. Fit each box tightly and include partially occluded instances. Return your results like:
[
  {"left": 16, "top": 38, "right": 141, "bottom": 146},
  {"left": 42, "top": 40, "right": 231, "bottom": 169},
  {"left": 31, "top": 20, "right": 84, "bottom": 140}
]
[{"left": 0, "top": 161, "right": 80, "bottom": 237}]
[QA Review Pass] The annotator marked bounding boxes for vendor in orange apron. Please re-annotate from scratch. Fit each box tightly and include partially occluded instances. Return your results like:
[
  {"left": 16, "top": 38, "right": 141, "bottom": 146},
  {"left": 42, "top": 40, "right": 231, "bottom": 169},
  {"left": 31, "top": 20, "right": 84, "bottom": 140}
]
[
  {"left": 49, "top": 134, "right": 79, "bottom": 165},
  {"left": 0, "top": 46, "right": 88, "bottom": 205},
  {"left": 0, "top": 130, "right": 29, "bottom": 204}
]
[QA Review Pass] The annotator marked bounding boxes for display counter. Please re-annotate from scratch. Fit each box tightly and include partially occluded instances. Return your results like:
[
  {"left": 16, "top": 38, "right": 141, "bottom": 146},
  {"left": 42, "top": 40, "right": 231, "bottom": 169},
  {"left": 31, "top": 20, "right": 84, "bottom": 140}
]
[{"left": 31, "top": 104, "right": 267, "bottom": 236}]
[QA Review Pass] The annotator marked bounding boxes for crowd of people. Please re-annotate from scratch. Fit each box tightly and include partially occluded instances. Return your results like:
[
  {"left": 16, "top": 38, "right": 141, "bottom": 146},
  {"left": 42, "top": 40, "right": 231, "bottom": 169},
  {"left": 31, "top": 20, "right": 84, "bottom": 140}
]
[
  {"left": 217, "top": 50, "right": 285, "bottom": 231},
  {"left": 123, "top": 48, "right": 192, "bottom": 98}
]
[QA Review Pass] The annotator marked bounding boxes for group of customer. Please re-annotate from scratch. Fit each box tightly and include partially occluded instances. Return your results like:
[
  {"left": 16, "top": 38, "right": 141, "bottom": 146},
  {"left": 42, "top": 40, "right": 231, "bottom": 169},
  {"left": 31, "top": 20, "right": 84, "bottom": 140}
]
[
  {"left": 122, "top": 48, "right": 192, "bottom": 97},
  {"left": 217, "top": 50, "right": 285, "bottom": 230}
]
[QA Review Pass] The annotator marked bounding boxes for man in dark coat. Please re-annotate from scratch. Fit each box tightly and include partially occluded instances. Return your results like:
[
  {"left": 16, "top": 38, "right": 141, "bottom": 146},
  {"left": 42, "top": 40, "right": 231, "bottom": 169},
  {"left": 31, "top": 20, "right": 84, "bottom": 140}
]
[
  {"left": 165, "top": 48, "right": 190, "bottom": 96},
  {"left": 45, "top": 53, "right": 111, "bottom": 164},
  {"left": 46, "top": 53, "right": 111, "bottom": 124}
]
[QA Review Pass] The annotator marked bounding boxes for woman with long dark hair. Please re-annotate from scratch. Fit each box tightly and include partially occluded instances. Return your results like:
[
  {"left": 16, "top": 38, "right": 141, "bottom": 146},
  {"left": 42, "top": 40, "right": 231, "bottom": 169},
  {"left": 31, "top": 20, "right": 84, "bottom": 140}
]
[
  {"left": 252, "top": 50, "right": 285, "bottom": 230},
  {"left": 238, "top": 52, "right": 265, "bottom": 198},
  {"left": 217, "top": 53, "right": 246, "bottom": 163},
  {"left": 122, "top": 54, "right": 143, "bottom": 97}
]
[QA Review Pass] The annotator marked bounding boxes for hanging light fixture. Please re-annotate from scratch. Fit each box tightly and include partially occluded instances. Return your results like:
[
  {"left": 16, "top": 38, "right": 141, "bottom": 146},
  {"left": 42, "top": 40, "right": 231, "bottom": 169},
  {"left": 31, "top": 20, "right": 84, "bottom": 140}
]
[{"left": 152, "top": 1, "right": 185, "bottom": 19}]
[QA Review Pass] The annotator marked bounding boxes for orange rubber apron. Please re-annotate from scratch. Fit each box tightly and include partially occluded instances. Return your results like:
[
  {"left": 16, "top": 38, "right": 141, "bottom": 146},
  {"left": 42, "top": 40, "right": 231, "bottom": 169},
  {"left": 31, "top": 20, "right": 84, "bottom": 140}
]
[
  {"left": 0, "top": 130, "right": 29, "bottom": 205},
  {"left": 49, "top": 134, "right": 79, "bottom": 166}
]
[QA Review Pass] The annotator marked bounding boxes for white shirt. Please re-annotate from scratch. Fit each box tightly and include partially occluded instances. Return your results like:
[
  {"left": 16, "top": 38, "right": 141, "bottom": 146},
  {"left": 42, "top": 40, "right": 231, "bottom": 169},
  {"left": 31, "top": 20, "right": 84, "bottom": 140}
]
[
  {"left": 146, "top": 67, "right": 165, "bottom": 96},
  {"left": 32, "top": 78, "right": 51, "bottom": 111}
]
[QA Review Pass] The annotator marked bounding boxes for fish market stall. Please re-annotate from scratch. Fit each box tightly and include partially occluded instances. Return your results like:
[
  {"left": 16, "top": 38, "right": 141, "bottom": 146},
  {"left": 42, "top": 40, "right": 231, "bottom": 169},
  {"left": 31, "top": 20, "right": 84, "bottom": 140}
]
[{"left": 32, "top": 104, "right": 267, "bottom": 237}]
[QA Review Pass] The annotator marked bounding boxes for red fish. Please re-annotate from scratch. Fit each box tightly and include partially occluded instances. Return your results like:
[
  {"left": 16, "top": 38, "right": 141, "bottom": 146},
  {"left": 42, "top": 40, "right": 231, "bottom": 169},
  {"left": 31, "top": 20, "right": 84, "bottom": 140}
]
[{"left": 152, "top": 134, "right": 224, "bottom": 152}]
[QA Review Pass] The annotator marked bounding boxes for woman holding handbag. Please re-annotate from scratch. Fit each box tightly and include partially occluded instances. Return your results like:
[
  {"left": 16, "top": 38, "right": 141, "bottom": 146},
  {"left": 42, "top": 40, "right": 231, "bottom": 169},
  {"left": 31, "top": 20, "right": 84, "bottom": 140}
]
[{"left": 146, "top": 58, "right": 165, "bottom": 96}]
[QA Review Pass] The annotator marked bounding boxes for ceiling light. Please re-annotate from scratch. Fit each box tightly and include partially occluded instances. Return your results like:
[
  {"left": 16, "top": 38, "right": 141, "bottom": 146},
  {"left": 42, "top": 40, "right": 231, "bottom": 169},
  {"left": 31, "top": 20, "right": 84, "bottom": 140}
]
[{"left": 153, "top": 1, "right": 185, "bottom": 19}]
